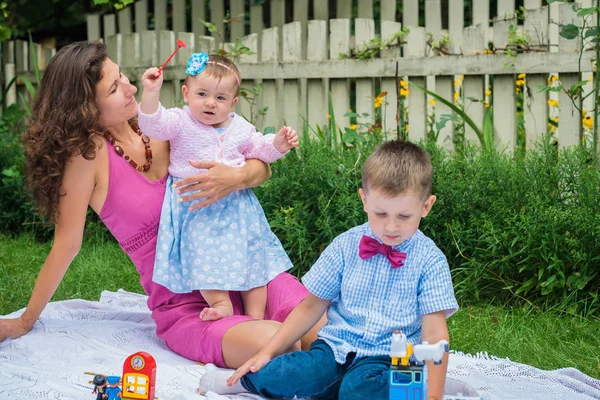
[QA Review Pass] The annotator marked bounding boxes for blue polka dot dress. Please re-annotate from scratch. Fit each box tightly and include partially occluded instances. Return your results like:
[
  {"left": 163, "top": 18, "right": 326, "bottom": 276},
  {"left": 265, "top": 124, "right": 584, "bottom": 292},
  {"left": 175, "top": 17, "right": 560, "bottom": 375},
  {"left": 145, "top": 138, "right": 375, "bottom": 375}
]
[{"left": 152, "top": 176, "right": 293, "bottom": 293}]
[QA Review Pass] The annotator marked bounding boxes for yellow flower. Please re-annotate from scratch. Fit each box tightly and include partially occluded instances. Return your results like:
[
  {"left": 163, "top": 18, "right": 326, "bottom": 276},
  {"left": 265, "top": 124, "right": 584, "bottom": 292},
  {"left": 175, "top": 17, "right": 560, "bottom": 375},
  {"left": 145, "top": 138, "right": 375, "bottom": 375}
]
[
  {"left": 516, "top": 79, "right": 525, "bottom": 87},
  {"left": 484, "top": 49, "right": 493, "bottom": 54},
  {"left": 548, "top": 99, "right": 559, "bottom": 107},
  {"left": 583, "top": 109, "right": 588, "bottom": 117},
  {"left": 485, "top": 90, "right": 492, "bottom": 97},
  {"left": 400, "top": 79, "right": 408, "bottom": 88},
  {"left": 349, "top": 124, "right": 357, "bottom": 130},
  {"left": 400, "top": 88, "right": 409, "bottom": 97},
  {"left": 326, "top": 114, "right": 331, "bottom": 119},
  {"left": 548, "top": 123, "right": 557, "bottom": 132},
  {"left": 429, "top": 99, "right": 436, "bottom": 106},
  {"left": 454, "top": 91, "right": 460, "bottom": 101},
  {"left": 516, "top": 87, "right": 520, "bottom": 94},
  {"left": 405, "top": 124, "right": 410, "bottom": 132},
  {"left": 517, "top": 73, "right": 526, "bottom": 79},
  {"left": 483, "top": 102, "right": 489, "bottom": 108},
  {"left": 460, "top": 75, "right": 465, "bottom": 81},
  {"left": 348, "top": 109, "right": 352, "bottom": 112},
  {"left": 552, "top": 117, "right": 559, "bottom": 123},
  {"left": 583, "top": 115, "right": 593, "bottom": 130},
  {"left": 548, "top": 74, "right": 558, "bottom": 84},
  {"left": 374, "top": 97, "right": 383, "bottom": 109},
  {"left": 454, "top": 80, "right": 461, "bottom": 87},
  {"left": 588, "top": 76, "right": 594, "bottom": 82}
]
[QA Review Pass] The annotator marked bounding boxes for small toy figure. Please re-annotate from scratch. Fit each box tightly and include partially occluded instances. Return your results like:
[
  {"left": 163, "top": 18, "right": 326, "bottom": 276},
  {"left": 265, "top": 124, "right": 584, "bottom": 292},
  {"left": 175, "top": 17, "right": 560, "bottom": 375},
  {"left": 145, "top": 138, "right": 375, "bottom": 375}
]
[
  {"left": 121, "top": 351, "right": 157, "bottom": 400},
  {"left": 92, "top": 374, "right": 108, "bottom": 400},
  {"left": 105, "top": 375, "right": 122, "bottom": 400},
  {"left": 389, "top": 329, "right": 449, "bottom": 400}
]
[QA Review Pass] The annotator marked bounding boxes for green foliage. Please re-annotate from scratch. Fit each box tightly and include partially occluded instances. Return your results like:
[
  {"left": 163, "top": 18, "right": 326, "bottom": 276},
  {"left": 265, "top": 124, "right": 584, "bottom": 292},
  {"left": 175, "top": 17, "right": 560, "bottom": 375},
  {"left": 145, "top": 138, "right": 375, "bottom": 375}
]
[
  {"left": 427, "top": 141, "right": 600, "bottom": 316},
  {"left": 92, "top": 0, "right": 135, "bottom": 11},
  {"left": 339, "top": 29, "right": 409, "bottom": 60}
]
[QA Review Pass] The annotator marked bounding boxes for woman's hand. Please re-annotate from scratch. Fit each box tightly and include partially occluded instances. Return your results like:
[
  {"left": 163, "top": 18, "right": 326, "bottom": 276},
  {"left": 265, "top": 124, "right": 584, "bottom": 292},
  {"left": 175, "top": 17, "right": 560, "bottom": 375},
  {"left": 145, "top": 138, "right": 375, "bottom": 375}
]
[
  {"left": 174, "top": 161, "right": 248, "bottom": 210},
  {"left": 0, "top": 317, "right": 34, "bottom": 342},
  {"left": 226, "top": 350, "right": 273, "bottom": 387}
]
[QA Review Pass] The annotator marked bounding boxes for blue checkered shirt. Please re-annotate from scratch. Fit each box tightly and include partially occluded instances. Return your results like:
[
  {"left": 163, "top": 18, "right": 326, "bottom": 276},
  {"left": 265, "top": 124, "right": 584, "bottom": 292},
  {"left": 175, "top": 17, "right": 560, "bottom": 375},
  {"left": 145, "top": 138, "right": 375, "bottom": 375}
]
[{"left": 302, "top": 223, "right": 458, "bottom": 364}]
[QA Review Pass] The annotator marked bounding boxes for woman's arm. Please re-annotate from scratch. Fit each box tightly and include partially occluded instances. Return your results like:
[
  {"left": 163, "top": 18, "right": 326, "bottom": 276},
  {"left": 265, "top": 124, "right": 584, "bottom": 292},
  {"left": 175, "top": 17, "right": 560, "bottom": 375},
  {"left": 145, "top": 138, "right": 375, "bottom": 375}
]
[
  {"left": 174, "top": 159, "right": 271, "bottom": 210},
  {"left": 0, "top": 155, "right": 96, "bottom": 341}
]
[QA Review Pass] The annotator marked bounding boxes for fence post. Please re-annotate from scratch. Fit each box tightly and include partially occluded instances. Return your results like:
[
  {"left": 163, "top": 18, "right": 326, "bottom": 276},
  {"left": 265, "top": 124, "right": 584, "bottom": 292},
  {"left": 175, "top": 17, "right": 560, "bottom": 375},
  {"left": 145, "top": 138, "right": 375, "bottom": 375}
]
[
  {"left": 381, "top": 20, "right": 402, "bottom": 136},
  {"left": 118, "top": 7, "right": 132, "bottom": 34},
  {"left": 135, "top": 0, "right": 148, "bottom": 32},
  {"left": 282, "top": 22, "right": 304, "bottom": 134},
  {"left": 172, "top": 0, "right": 186, "bottom": 33},
  {"left": 306, "top": 20, "right": 328, "bottom": 134},
  {"left": 330, "top": 19, "right": 351, "bottom": 134},
  {"left": 5, "top": 63, "right": 16, "bottom": 106},
  {"left": 87, "top": 13, "right": 102, "bottom": 41},
  {"left": 261, "top": 27, "right": 280, "bottom": 130},
  {"left": 354, "top": 18, "right": 375, "bottom": 126}
]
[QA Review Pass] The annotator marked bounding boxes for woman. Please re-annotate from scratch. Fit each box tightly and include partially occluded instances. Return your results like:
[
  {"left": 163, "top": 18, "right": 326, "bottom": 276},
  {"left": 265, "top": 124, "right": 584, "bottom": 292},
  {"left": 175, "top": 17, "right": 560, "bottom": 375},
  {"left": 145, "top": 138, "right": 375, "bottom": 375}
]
[{"left": 0, "top": 41, "right": 323, "bottom": 368}]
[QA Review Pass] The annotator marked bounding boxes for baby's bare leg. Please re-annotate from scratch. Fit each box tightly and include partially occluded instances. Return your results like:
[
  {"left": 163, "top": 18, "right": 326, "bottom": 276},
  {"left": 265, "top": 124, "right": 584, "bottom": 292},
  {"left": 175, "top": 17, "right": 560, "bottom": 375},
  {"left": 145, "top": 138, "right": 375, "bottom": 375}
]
[
  {"left": 240, "top": 285, "right": 267, "bottom": 319},
  {"left": 199, "top": 290, "right": 234, "bottom": 321}
]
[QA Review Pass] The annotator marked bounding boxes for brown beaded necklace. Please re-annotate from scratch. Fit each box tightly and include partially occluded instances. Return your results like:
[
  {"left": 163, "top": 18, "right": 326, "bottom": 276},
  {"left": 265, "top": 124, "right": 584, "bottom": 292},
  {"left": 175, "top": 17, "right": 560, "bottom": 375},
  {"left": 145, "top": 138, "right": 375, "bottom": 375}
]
[{"left": 103, "top": 124, "right": 153, "bottom": 172}]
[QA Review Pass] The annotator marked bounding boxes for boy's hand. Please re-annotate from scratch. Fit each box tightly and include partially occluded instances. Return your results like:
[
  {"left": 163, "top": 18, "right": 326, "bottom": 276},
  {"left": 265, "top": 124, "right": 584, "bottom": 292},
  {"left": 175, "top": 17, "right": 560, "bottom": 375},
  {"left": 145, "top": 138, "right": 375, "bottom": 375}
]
[
  {"left": 227, "top": 350, "right": 273, "bottom": 386},
  {"left": 141, "top": 67, "right": 163, "bottom": 92},
  {"left": 273, "top": 126, "right": 299, "bottom": 153},
  {"left": 0, "top": 316, "right": 34, "bottom": 342}
]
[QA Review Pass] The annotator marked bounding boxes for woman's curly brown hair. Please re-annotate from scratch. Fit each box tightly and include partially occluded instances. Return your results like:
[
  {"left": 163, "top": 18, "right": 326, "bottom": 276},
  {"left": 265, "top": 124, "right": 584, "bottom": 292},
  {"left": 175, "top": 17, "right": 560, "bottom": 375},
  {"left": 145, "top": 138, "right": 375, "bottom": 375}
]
[{"left": 22, "top": 41, "right": 109, "bottom": 223}]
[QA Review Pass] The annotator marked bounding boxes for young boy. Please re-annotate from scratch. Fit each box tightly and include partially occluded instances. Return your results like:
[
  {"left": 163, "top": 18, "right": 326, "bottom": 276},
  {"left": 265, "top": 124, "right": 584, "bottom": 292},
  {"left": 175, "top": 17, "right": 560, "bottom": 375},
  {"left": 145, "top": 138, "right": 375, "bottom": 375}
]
[{"left": 199, "top": 140, "right": 459, "bottom": 400}]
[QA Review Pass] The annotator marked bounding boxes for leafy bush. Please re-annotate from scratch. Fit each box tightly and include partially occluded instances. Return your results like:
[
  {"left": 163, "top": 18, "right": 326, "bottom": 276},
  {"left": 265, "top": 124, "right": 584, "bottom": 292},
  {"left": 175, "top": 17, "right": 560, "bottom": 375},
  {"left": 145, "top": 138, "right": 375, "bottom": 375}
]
[{"left": 258, "top": 139, "right": 599, "bottom": 316}]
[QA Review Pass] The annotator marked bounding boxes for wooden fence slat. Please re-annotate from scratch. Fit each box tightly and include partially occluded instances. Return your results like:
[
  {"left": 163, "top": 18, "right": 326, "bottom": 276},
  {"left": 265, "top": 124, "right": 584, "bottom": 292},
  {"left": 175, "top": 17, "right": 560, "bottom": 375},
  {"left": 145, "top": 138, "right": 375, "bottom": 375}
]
[
  {"left": 497, "top": 0, "right": 515, "bottom": 18},
  {"left": 191, "top": 0, "right": 205, "bottom": 38},
  {"left": 524, "top": 74, "right": 548, "bottom": 148},
  {"left": 175, "top": 32, "right": 194, "bottom": 66},
  {"left": 524, "top": 0, "right": 542, "bottom": 9},
  {"left": 449, "top": 0, "right": 464, "bottom": 52},
  {"left": 140, "top": 30, "right": 158, "bottom": 67},
  {"left": 380, "top": 0, "right": 396, "bottom": 22},
  {"left": 103, "top": 14, "right": 117, "bottom": 41},
  {"left": 558, "top": 4, "right": 580, "bottom": 53},
  {"left": 380, "top": 19, "right": 402, "bottom": 137},
  {"left": 493, "top": 75, "right": 516, "bottom": 151},
  {"left": 336, "top": 0, "right": 352, "bottom": 19},
  {"left": 15, "top": 40, "right": 28, "bottom": 72},
  {"left": 118, "top": 7, "right": 132, "bottom": 34},
  {"left": 425, "top": 0, "right": 443, "bottom": 35},
  {"left": 355, "top": 18, "right": 375, "bottom": 126},
  {"left": 121, "top": 33, "right": 140, "bottom": 68},
  {"left": 230, "top": 0, "right": 245, "bottom": 41},
  {"left": 405, "top": 27, "right": 427, "bottom": 142},
  {"left": 172, "top": 0, "right": 186, "bottom": 32},
  {"left": 524, "top": 6, "right": 548, "bottom": 47},
  {"left": 105, "top": 34, "right": 121, "bottom": 66},
  {"left": 330, "top": 19, "right": 351, "bottom": 133},
  {"left": 5, "top": 63, "right": 15, "bottom": 106},
  {"left": 403, "top": 0, "right": 419, "bottom": 28},
  {"left": 154, "top": 0, "right": 167, "bottom": 30},
  {"left": 135, "top": 0, "right": 148, "bottom": 32},
  {"left": 283, "top": 22, "right": 304, "bottom": 133},
  {"left": 313, "top": 0, "right": 328, "bottom": 21},
  {"left": 435, "top": 76, "right": 454, "bottom": 150},
  {"left": 307, "top": 20, "right": 328, "bottom": 132},
  {"left": 261, "top": 27, "right": 280, "bottom": 130},
  {"left": 237, "top": 33, "right": 259, "bottom": 120},
  {"left": 271, "top": 0, "right": 286, "bottom": 27},
  {"left": 358, "top": 0, "right": 373, "bottom": 19},
  {"left": 210, "top": 0, "right": 225, "bottom": 45},
  {"left": 463, "top": 76, "right": 485, "bottom": 144},
  {"left": 462, "top": 24, "right": 488, "bottom": 56},
  {"left": 87, "top": 13, "right": 101, "bottom": 41},
  {"left": 472, "top": 1, "right": 490, "bottom": 27},
  {"left": 558, "top": 73, "right": 581, "bottom": 146}
]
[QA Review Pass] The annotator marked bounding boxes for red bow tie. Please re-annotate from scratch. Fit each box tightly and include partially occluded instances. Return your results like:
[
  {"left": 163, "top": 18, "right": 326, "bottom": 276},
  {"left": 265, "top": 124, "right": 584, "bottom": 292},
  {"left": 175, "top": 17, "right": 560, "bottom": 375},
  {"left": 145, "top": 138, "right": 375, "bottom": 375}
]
[{"left": 358, "top": 235, "right": 407, "bottom": 269}]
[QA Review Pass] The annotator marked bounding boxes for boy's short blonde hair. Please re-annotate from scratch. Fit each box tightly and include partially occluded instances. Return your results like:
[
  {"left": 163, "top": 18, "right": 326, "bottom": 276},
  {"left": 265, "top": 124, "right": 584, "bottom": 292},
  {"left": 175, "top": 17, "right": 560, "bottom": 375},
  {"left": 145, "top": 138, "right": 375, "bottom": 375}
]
[
  {"left": 185, "top": 54, "right": 241, "bottom": 96},
  {"left": 361, "top": 140, "right": 433, "bottom": 200}
]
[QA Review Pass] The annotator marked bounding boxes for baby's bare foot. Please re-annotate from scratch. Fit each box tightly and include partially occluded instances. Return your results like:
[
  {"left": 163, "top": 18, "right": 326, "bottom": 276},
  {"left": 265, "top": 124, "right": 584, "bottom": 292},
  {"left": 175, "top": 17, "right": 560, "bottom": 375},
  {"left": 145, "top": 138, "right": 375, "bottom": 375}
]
[{"left": 199, "top": 305, "right": 233, "bottom": 321}]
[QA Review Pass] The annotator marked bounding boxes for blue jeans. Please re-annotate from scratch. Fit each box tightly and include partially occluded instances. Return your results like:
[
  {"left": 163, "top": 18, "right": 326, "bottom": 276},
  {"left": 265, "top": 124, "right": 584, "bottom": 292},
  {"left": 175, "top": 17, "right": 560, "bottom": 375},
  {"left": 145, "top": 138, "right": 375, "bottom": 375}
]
[{"left": 241, "top": 339, "right": 390, "bottom": 400}]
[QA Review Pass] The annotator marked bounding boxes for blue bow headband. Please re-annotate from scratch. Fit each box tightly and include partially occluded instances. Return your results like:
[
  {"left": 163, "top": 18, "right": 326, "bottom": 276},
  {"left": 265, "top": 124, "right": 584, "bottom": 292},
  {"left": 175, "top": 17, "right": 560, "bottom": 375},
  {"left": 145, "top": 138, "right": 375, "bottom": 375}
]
[{"left": 185, "top": 52, "right": 240, "bottom": 85}]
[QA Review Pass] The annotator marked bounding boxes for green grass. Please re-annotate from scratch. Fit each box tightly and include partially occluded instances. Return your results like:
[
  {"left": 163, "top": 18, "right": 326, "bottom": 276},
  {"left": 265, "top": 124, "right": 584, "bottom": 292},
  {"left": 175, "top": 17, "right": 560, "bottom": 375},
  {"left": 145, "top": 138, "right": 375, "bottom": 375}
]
[{"left": 1, "top": 232, "right": 599, "bottom": 379}]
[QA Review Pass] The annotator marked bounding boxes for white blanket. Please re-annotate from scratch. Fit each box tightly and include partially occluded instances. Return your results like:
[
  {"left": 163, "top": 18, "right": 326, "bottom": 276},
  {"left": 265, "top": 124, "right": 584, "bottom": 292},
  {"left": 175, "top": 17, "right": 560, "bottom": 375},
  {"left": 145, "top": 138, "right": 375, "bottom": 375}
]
[{"left": 1, "top": 289, "right": 599, "bottom": 400}]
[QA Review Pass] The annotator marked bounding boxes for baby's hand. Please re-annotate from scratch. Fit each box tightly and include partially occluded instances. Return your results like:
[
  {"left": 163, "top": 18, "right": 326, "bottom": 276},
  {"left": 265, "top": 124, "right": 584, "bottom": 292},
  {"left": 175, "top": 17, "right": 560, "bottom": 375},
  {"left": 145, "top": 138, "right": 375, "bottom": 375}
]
[
  {"left": 141, "top": 67, "right": 163, "bottom": 93},
  {"left": 273, "top": 126, "right": 299, "bottom": 153}
]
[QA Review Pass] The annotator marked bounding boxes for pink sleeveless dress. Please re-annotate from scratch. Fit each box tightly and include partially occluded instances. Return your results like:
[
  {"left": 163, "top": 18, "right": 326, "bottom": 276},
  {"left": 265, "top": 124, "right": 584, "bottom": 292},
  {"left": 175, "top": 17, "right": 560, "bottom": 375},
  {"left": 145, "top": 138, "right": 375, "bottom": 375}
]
[{"left": 99, "top": 141, "right": 309, "bottom": 366}]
